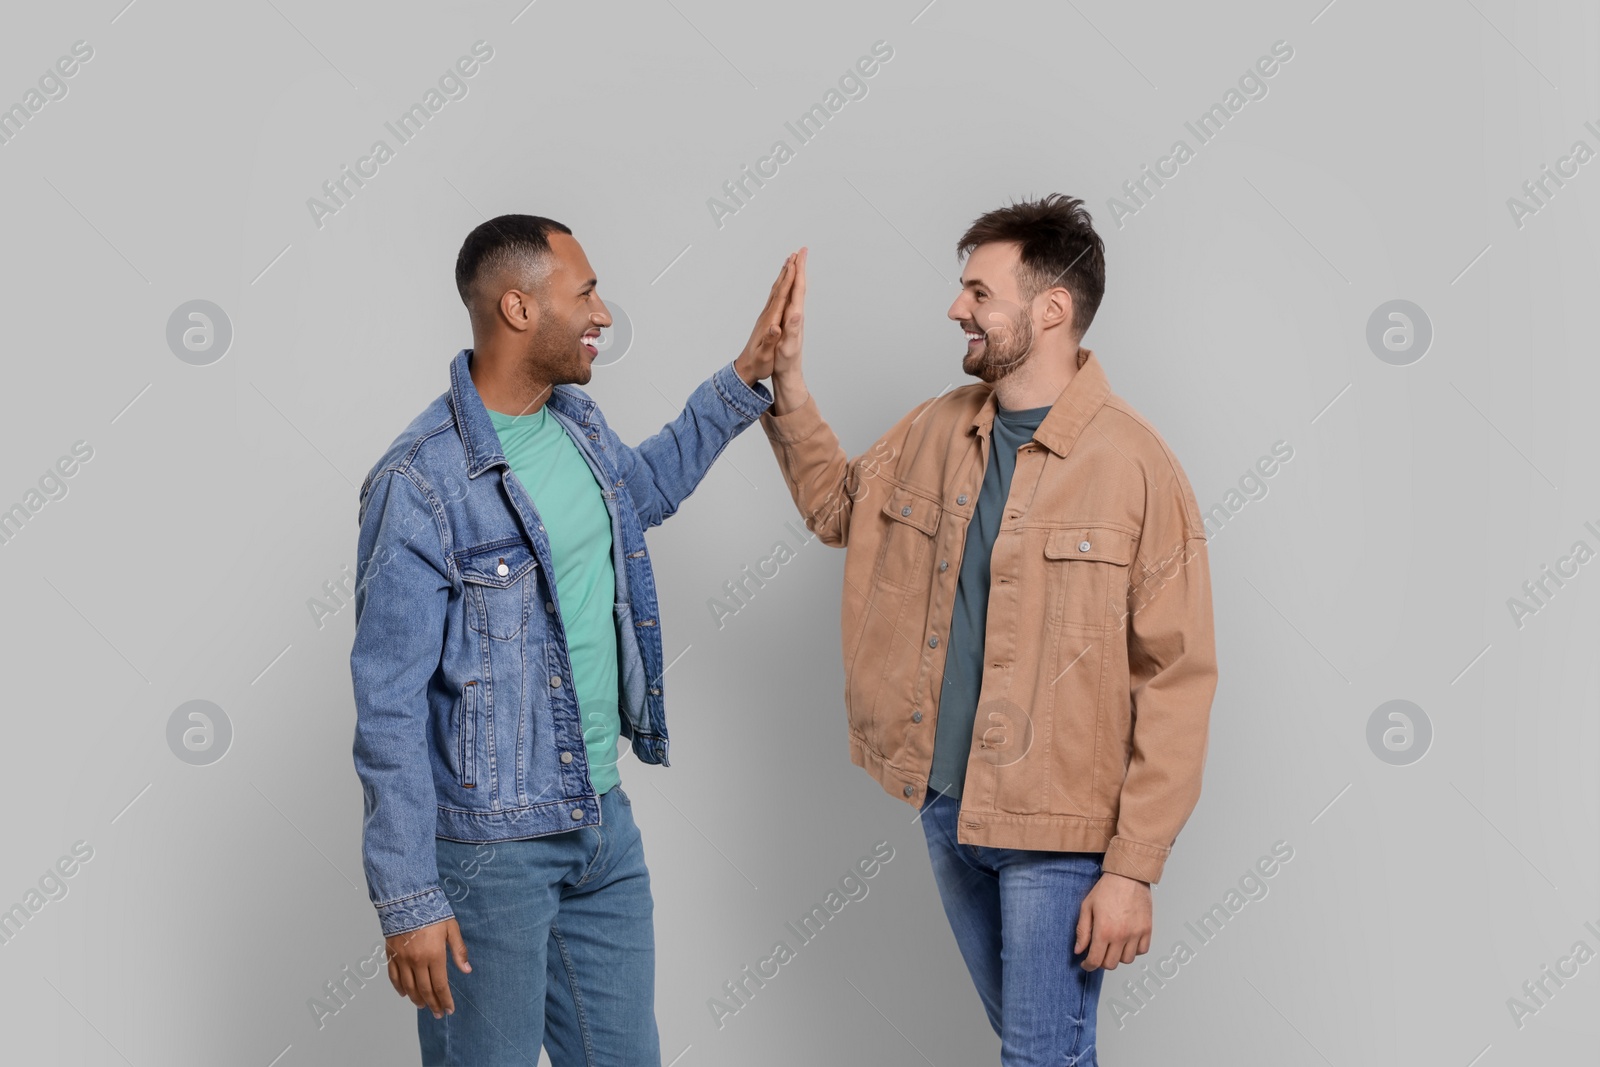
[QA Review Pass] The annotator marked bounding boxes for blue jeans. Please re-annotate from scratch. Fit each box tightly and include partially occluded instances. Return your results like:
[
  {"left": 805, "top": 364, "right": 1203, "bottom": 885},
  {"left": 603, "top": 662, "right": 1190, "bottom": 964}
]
[
  {"left": 418, "top": 786, "right": 659, "bottom": 1066},
  {"left": 920, "top": 789, "right": 1104, "bottom": 1066}
]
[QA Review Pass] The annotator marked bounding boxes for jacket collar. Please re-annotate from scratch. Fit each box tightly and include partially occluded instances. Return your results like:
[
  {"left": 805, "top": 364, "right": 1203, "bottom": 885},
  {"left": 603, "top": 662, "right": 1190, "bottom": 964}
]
[
  {"left": 968, "top": 347, "right": 1111, "bottom": 458},
  {"left": 449, "top": 349, "right": 597, "bottom": 478}
]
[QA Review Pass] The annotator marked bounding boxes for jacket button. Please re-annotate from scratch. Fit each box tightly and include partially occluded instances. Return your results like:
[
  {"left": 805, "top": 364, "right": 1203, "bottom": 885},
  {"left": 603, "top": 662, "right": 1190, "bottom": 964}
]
[
  {"left": 496, "top": 560, "right": 510, "bottom": 576},
  {"left": 901, "top": 505, "right": 913, "bottom": 516},
  {"left": 1078, "top": 540, "right": 1092, "bottom": 552},
  {"left": 928, "top": 635, "right": 939, "bottom": 648},
  {"left": 903, "top": 784, "right": 914, "bottom": 797},
  {"left": 550, "top": 675, "right": 563, "bottom": 688},
  {"left": 546, "top": 601, "right": 555, "bottom": 613},
  {"left": 560, "top": 751, "right": 573, "bottom": 764},
  {"left": 939, "top": 560, "right": 949, "bottom": 572},
  {"left": 570, "top": 808, "right": 584, "bottom": 820},
  {"left": 912, "top": 710, "right": 923, "bottom": 723},
  {"left": 956, "top": 494, "right": 968, "bottom": 505}
]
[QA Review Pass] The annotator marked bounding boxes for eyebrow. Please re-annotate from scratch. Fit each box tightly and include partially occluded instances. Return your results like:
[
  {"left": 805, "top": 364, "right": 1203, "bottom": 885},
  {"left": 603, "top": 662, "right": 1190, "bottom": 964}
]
[{"left": 960, "top": 276, "right": 990, "bottom": 289}]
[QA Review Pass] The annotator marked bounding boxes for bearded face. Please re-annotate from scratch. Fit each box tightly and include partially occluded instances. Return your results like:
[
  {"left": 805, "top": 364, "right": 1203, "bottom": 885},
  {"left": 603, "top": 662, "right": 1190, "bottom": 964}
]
[{"left": 960, "top": 296, "right": 1036, "bottom": 383}]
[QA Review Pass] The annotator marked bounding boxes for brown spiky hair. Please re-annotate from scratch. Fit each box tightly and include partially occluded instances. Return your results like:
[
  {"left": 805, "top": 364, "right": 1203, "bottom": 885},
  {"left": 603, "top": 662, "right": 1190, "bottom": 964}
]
[{"left": 956, "top": 194, "right": 1106, "bottom": 338}]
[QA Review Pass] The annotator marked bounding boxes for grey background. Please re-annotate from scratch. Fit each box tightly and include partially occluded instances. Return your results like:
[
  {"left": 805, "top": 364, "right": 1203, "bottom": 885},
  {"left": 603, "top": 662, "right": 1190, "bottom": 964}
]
[{"left": 2, "top": 0, "right": 1596, "bottom": 1064}]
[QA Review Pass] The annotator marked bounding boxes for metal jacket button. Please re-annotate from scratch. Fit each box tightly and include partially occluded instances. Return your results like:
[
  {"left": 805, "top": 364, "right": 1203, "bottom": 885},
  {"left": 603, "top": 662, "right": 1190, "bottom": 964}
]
[
  {"left": 560, "top": 751, "right": 573, "bottom": 764},
  {"left": 912, "top": 710, "right": 923, "bottom": 723},
  {"left": 939, "top": 560, "right": 949, "bottom": 572},
  {"left": 903, "top": 784, "right": 914, "bottom": 797},
  {"left": 928, "top": 635, "right": 939, "bottom": 648},
  {"left": 496, "top": 559, "right": 509, "bottom": 576},
  {"left": 956, "top": 494, "right": 968, "bottom": 505},
  {"left": 550, "top": 675, "right": 563, "bottom": 688},
  {"left": 570, "top": 808, "right": 584, "bottom": 820},
  {"left": 901, "top": 505, "right": 913, "bottom": 516},
  {"left": 1079, "top": 540, "right": 1092, "bottom": 552}
]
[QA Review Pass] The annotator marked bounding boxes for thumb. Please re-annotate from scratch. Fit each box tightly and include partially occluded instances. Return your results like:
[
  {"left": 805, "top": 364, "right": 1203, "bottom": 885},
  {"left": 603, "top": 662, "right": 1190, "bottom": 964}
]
[
  {"left": 1074, "top": 899, "right": 1092, "bottom": 955},
  {"left": 448, "top": 922, "right": 471, "bottom": 973}
]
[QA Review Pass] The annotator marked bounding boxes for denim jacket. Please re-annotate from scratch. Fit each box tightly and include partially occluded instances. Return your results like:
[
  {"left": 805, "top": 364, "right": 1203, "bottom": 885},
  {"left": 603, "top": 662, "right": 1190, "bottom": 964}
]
[{"left": 351, "top": 350, "right": 771, "bottom": 936}]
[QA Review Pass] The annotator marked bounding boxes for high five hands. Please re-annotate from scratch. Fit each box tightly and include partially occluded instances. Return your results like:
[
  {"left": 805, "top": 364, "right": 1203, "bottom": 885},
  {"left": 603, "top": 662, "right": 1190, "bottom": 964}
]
[{"left": 733, "top": 248, "right": 808, "bottom": 388}]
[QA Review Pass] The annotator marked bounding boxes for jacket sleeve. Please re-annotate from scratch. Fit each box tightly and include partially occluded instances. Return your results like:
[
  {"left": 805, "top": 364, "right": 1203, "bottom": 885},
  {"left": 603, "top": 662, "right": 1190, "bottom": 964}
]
[
  {"left": 603, "top": 360, "right": 772, "bottom": 529},
  {"left": 759, "top": 391, "right": 937, "bottom": 547},
  {"left": 1102, "top": 469, "right": 1218, "bottom": 885},
  {"left": 349, "top": 469, "right": 455, "bottom": 938}
]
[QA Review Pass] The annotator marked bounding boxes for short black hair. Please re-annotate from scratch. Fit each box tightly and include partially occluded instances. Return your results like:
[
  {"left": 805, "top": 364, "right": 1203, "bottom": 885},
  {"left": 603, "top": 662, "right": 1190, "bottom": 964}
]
[
  {"left": 956, "top": 194, "right": 1106, "bottom": 337},
  {"left": 454, "top": 214, "right": 573, "bottom": 311}
]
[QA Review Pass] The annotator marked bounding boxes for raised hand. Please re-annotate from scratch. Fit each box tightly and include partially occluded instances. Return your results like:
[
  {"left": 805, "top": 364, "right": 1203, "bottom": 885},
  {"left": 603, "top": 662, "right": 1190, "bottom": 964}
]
[
  {"left": 733, "top": 252, "right": 800, "bottom": 386},
  {"left": 775, "top": 246, "right": 807, "bottom": 377}
]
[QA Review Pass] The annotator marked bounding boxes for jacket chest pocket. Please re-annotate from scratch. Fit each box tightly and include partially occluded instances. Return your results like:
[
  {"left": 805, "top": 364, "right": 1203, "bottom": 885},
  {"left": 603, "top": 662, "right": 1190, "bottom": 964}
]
[
  {"left": 459, "top": 542, "right": 538, "bottom": 641},
  {"left": 1043, "top": 527, "right": 1135, "bottom": 630},
  {"left": 876, "top": 486, "right": 941, "bottom": 592}
]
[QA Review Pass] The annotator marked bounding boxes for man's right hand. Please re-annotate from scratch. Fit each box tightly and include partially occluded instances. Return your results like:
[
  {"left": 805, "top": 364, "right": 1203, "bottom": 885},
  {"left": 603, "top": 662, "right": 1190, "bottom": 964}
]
[
  {"left": 771, "top": 246, "right": 810, "bottom": 415},
  {"left": 386, "top": 917, "right": 471, "bottom": 1019}
]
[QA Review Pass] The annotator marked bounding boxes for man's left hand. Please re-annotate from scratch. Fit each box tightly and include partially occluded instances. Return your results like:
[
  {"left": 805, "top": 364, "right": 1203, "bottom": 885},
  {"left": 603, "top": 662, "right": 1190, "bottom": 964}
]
[{"left": 1075, "top": 871, "right": 1153, "bottom": 971}]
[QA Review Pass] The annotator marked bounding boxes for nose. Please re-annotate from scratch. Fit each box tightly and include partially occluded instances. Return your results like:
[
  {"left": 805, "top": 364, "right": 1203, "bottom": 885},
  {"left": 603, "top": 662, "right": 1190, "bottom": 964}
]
[
  {"left": 947, "top": 294, "right": 968, "bottom": 322},
  {"left": 591, "top": 303, "right": 613, "bottom": 329}
]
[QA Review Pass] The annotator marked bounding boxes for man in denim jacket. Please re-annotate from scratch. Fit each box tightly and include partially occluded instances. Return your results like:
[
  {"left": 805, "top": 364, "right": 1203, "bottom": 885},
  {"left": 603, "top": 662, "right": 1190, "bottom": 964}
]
[{"left": 350, "top": 214, "right": 798, "bottom": 1065}]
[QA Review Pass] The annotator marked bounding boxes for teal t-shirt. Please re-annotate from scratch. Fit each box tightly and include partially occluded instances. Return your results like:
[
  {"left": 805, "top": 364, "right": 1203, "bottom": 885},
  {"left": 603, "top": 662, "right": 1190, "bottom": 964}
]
[
  {"left": 929, "top": 401, "right": 1054, "bottom": 799},
  {"left": 487, "top": 405, "right": 621, "bottom": 794}
]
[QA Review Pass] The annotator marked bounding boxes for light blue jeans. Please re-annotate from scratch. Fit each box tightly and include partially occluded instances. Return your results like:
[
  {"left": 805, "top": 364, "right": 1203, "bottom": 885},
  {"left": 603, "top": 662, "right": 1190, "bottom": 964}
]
[
  {"left": 418, "top": 785, "right": 659, "bottom": 1066},
  {"left": 920, "top": 789, "right": 1104, "bottom": 1066}
]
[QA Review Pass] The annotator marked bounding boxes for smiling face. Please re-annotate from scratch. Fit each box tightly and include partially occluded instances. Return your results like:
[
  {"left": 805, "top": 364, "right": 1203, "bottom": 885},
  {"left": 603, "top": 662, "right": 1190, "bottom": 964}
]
[
  {"left": 524, "top": 232, "right": 613, "bottom": 387},
  {"left": 947, "top": 240, "right": 1043, "bottom": 384}
]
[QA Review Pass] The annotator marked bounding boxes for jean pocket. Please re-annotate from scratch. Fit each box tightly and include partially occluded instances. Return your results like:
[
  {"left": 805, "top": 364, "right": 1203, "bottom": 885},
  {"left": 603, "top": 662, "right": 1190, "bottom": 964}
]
[{"left": 458, "top": 541, "right": 537, "bottom": 640}]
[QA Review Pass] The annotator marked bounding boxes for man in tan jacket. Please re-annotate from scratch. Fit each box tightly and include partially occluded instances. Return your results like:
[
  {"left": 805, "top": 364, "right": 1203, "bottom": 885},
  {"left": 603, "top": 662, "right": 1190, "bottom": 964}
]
[{"left": 760, "top": 196, "right": 1216, "bottom": 1064}]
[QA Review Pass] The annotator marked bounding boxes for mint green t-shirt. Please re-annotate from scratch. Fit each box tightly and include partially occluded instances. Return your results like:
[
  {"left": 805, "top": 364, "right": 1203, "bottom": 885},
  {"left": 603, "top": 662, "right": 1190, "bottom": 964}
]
[{"left": 487, "top": 405, "right": 621, "bottom": 794}]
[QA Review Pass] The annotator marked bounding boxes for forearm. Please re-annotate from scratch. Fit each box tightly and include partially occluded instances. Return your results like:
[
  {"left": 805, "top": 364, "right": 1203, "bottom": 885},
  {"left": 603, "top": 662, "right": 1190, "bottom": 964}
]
[
  {"left": 758, "top": 380, "right": 855, "bottom": 545},
  {"left": 620, "top": 360, "right": 772, "bottom": 527},
  {"left": 1108, "top": 537, "right": 1217, "bottom": 883},
  {"left": 769, "top": 368, "right": 811, "bottom": 417}
]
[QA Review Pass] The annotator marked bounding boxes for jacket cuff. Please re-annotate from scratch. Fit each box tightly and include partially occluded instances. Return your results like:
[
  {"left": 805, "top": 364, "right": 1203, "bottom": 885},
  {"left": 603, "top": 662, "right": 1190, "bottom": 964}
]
[
  {"left": 711, "top": 361, "right": 773, "bottom": 421},
  {"left": 759, "top": 392, "right": 827, "bottom": 445},
  {"left": 376, "top": 886, "right": 454, "bottom": 938},
  {"left": 1101, "top": 835, "right": 1171, "bottom": 884}
]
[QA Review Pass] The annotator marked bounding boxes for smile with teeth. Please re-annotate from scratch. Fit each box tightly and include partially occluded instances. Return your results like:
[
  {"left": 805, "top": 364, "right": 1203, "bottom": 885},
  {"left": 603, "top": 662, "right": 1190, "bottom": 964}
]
[
  {"left": 582, "top": 331, "right": 602, "bottom": 353},
  {"left": 964, "top": 329, "right": 984, "bottom": 345}
]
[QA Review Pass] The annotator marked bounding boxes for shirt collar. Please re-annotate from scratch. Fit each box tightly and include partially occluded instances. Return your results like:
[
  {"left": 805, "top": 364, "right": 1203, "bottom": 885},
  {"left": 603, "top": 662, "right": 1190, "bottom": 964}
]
[
  {"left": 967, "top": 347, "right": 1111, "bottom": 457},
  {"left": 449, "top": 349, "right": 597, "bottom": 477}
]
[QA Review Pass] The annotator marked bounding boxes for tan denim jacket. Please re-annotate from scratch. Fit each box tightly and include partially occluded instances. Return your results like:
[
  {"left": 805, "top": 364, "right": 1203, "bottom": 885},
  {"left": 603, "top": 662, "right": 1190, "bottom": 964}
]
[{"left": 760, "top": 348, "right": 1216, "bottom": 882}]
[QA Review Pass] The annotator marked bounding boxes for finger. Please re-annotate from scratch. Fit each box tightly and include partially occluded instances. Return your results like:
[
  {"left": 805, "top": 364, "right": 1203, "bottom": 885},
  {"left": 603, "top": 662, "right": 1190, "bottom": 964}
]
[
  {"left": 1137, "top": 932, "right": 1151, "bottom": 957},
  {"left": 388, "top": 954, "right": 403, "bottom": 996},
  {"left": 430, "top": 952, "right": 455, "bottom": 1016},
  {"left": 1074, "top": 903, "right": 1091, "bottom": 955},
  {"left": 786, "top": 251, "right": 807, "bottom": 334},
  {"left": 1120, "top": 938, "right": 1138, "bottom": 965},
  {"left": 769, "top": 257, "right": 797, "bottom": 316},
  {"left": 448, "top": 924, "right": 472, "bottom": 974},
  {"left": 1090, "top": 934, "right": 1116, "bottom": 972},
  {"left": 766, "top": 254, "right": 795, "bottom": 306},
  {"left": 398, "top": 962, "right": 424, "bottom": 1009},
  {"left": 413, "top": 959, "right": 443, "bottom": 1018}
]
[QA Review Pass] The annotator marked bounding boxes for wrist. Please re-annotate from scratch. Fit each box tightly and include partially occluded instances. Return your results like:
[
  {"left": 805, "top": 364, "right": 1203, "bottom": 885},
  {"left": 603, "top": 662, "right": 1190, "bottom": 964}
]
[
  {"left": 732, "top": 354, "right": 760, "bottom": 387},
  {"left": 770, "top": 371, "right": 809, "bottom": 416}
]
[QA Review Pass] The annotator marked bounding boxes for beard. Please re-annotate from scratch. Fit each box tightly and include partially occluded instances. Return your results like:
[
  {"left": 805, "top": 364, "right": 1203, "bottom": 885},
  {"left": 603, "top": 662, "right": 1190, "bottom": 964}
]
[
  {"left": 525, "top": 301, "right": 594, "bottom": 388},
  {"left": 961, "top": 303, "right": 1036, "bottom": 384}
]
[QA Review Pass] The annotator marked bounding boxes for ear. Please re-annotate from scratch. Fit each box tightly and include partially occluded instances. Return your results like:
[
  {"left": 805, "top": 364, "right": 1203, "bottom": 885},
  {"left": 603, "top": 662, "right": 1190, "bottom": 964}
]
[
  {"left": 1039, "top": 286, "right": 1075, "bottom": 334},
  {"left": 499, "top": 289, "right": 539, "bottom": 333}
]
